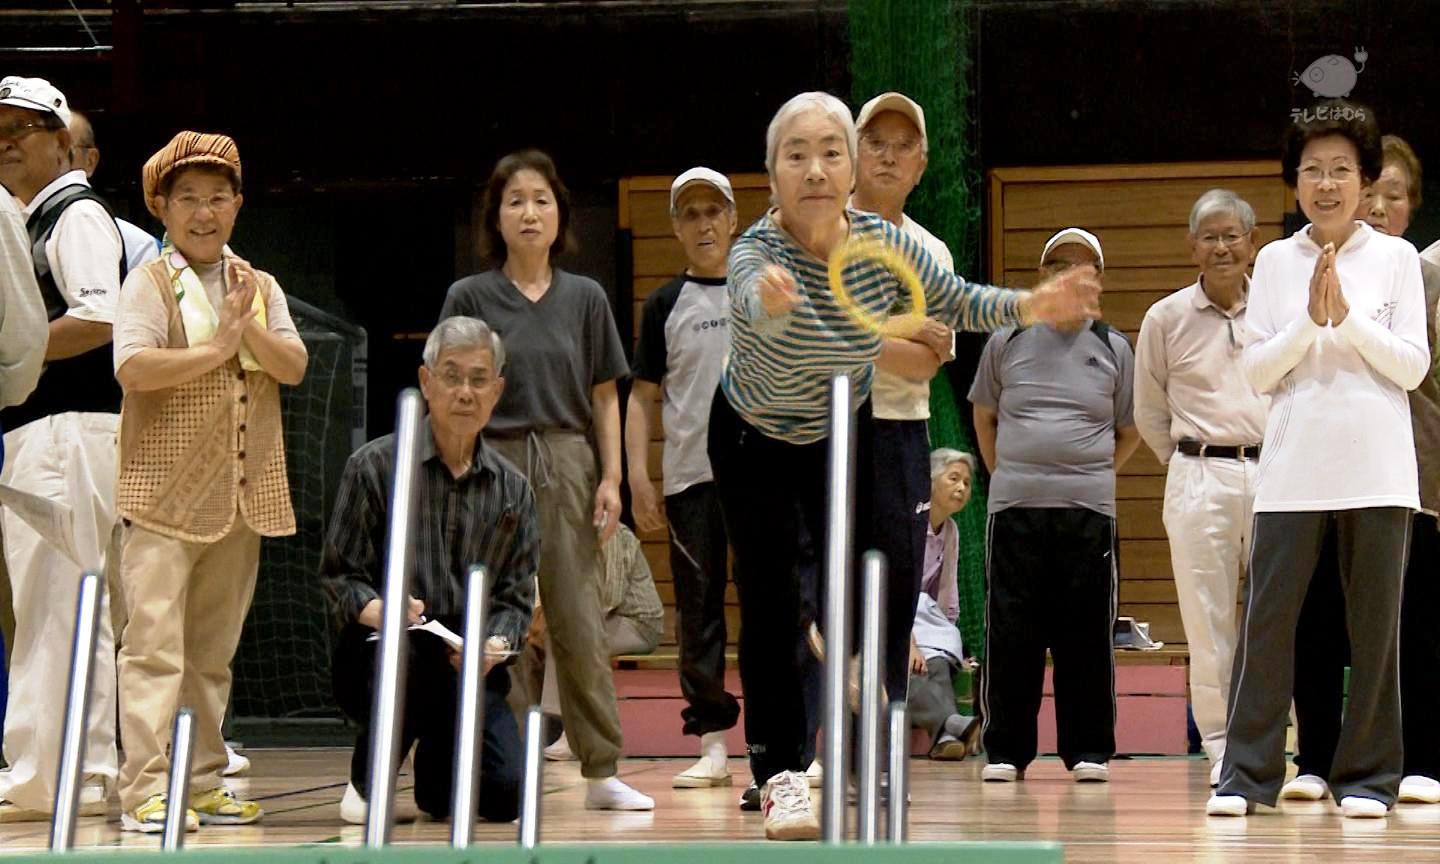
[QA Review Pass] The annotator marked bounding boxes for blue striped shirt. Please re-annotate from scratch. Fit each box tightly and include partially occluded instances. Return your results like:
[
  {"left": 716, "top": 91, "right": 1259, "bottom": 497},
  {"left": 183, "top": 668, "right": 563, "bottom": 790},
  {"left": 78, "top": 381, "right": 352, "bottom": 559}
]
[{"left": 721, "top": 209, "right": 1025, "bottom": 444}]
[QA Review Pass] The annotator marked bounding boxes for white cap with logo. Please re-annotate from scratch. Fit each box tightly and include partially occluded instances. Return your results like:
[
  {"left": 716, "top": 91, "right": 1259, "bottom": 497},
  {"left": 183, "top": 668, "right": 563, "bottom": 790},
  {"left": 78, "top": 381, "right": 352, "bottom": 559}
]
[
  {"left": 1041, "top": 227, "right": 1105, "bottom": 271},
  {"left": 855, "top": 92, "right": 928, "bottom": 151},
  {"left": 670, "top": 167, "right": 735, "bottom": 214},
  {"left": 0, "top": 76, "right": 71, "bottom": 127}
]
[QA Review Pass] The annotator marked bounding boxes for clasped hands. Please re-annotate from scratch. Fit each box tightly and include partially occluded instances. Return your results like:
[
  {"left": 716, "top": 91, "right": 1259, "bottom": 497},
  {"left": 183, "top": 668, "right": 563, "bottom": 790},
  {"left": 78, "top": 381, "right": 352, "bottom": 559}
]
[{"left": 1307, "top": 243, "right": 1350, "bottom": 327}]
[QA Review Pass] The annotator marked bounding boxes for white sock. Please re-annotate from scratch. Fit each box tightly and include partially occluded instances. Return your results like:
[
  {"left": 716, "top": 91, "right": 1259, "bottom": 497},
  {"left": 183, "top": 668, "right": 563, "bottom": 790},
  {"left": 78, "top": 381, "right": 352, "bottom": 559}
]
[{"left": 701, "top": 731, "right": 728, "bottom": 765}]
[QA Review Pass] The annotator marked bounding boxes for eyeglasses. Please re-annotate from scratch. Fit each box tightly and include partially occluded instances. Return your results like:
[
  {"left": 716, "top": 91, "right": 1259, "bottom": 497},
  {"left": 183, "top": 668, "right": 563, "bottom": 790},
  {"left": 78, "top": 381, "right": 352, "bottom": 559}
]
[
  {"left": 169, "top": 193, "right": 237, "bottom": 214},
  {"left": 860, "top": 135, "right": 920, "bottom": 158},
  {"left": 1298, "top": 162, "right": 1359, "bottom": 185},
  {"left": 0, "top": 120, "right": 51, "bottom": 144},
  {"left": 1196, "top": 232, "right": 1248, "bottom": 248},
  {"left": 435, "top": 367, "right": 494, "bottom": 391}
]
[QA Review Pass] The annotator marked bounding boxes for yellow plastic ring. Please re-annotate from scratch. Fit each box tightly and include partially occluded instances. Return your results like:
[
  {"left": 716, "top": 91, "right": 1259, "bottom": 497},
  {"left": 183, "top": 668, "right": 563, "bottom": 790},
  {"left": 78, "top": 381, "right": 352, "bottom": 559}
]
[{"left": 827, "top": 238, "right": 928, "bottom": 338}]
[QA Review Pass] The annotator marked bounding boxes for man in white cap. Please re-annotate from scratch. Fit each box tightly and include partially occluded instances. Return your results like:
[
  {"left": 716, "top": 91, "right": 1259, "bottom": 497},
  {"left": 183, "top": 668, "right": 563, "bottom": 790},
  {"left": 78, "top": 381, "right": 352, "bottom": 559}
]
[
  {"left": 625, "top": 167, "right": 743, "bottom": 790},
  {"left": 1133, "top": 189, "right": 1266, "bottom": 789},
  {"left": 849, "top": 90, "right": 957, "bottom": 742},
  {"left": 968, "top": 227, "right": 1139, "bottom": 785},
  {"left": 0, "top": 75, "right": 124, "bottom": 822}
]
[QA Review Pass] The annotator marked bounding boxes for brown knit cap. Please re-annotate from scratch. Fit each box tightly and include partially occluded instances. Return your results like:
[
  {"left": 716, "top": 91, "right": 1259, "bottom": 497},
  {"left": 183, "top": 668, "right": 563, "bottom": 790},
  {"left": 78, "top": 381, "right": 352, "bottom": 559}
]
[{"left": 142, "top": 131, "right": 241, "bottom": 217}]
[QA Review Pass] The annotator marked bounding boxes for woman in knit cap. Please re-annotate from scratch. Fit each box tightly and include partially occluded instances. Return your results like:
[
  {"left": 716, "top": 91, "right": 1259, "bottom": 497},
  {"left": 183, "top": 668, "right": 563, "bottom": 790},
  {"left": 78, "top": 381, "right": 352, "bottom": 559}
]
[{"left": 111, "top": 131, "right": 307, "bottom": 833}]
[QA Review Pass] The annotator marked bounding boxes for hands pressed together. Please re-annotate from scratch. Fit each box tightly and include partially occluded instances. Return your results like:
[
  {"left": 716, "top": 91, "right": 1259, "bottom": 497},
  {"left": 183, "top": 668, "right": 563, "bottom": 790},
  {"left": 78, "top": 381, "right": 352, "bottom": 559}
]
[{"left": 1307, "top": 243, "right": 1350, "bottom": 327}]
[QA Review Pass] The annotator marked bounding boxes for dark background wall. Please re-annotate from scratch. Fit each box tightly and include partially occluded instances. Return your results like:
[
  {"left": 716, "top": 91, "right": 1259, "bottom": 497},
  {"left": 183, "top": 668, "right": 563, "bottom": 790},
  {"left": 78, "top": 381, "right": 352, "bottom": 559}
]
[{"left": 6, "top": 0, "right": 1437, "bottom": 435}]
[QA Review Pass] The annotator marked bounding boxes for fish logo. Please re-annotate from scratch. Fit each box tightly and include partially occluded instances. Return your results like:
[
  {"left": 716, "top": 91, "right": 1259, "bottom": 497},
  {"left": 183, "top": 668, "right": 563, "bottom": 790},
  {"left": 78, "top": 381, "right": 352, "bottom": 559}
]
[{"left": 1294, "top": 48, "right": 1368, "bottom": 99}]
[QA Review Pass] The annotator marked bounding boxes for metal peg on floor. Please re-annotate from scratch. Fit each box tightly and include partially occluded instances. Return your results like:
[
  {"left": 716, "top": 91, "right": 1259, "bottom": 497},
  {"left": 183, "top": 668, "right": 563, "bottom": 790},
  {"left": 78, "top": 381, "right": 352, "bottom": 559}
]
[
  {"left": 887, "top": 701, "right": 909, "bottom": 843},
  {"left": 856, "top": 550, "right": 888, "bottom": 844},
  {"left": 450, "top": 565, "right": 491, "bottom": 849},
  {"left": 821, "top": 374, "right": 855, "bottom": 844},
  {"left": 49, "top": 571, "right": 103, "bottom": 852},
  {"left": 162, "top": 710, "right": 196, "bottom": 850},
  {"left": 364, "top": 388, "right": 424, "bottom": 848},
  {"left": 518, "top": 706, "right": 543, "bottom": 849}
]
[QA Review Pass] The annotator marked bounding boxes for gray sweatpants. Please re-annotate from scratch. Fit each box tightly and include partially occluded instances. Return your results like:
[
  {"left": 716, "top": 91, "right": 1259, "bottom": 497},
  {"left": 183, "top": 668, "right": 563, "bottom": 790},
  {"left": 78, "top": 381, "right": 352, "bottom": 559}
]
[{"left": 1218, "top": 508, "right": 1409, "bottom": 807}]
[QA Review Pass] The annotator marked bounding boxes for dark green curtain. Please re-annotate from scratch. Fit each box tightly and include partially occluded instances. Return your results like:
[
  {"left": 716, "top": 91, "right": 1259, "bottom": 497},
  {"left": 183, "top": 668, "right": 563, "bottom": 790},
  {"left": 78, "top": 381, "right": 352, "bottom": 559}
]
[{"left": 849, "top": 0, "right": 988, "bottom": 658}]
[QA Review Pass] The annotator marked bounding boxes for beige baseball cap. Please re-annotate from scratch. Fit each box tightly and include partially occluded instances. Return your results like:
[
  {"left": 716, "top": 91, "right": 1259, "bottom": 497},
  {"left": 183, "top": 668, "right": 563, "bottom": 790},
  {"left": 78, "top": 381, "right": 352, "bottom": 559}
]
[
  {"left": 855, "top": 92, "right": 927, "bottom": 150},
  {"left": 1041, "top": 227, "right": 1105, "bottom": 271}
]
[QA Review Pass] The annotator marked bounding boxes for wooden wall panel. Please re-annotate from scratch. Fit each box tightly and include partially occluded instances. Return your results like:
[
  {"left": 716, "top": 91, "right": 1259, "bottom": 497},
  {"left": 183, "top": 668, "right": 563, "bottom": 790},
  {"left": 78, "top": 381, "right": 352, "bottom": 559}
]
[{"left": 989, "top": 161, "right": 1295, "bottom": 650}]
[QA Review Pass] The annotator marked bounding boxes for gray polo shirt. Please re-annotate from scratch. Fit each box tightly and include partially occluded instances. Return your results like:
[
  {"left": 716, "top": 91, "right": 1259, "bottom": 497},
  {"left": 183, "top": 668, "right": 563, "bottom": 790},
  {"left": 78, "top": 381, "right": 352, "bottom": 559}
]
[{"left": 968, "top": 322, "right": 1135, "bottom": 517}]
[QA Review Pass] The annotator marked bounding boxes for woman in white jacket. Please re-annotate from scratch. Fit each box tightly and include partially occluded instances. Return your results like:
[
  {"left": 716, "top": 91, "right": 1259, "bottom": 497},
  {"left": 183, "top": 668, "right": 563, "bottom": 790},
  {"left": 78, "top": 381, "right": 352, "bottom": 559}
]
[{"left": 1208, "top": 101, "right": 1428, "bottom": 820}]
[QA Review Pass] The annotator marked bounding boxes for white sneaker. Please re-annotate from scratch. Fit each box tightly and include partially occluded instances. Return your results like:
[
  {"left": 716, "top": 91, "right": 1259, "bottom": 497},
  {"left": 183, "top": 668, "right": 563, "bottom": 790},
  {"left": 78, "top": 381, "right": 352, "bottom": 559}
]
[
  {"left": 982, "top": 762, "right": 1021, "bottom": 782},
  {"left": 673, "top": 755, "right": 731, "bottom": 788},
  {"left": 224, "top": 744, "right": 251, "bottom": 777},
  {"left": 544, "top": 731, "right": 577, "bottom": 762},
  {"left": 1073, "top": 761, "right": 1109, "bottom": 783},
  {"left": 1209, "top": 761, "right": 1222, "bottom": 788},
  {"left": 584, "top": 777, "right": 654, "bottom": 811},
  {"left": 761, "top": 770, "right": 819, "bottom": 841},
  {"left": 1399, "top": 775, "right": 1440, "bottom": 804},
  {"left": 1280, "top": 773, "right": 1329, "bottom": 801},
  {"left": 1340, "top": 796, "right": 1389, "bottom": 819},
  {"left": 340, "top": 782, "right": 366, "bottom": 825},
  {"left": 805, "top": 759, "right": 822, "bottom": 788},
  {"left": 1205, "top": 794, "right": 1250, "bottom": 817}
]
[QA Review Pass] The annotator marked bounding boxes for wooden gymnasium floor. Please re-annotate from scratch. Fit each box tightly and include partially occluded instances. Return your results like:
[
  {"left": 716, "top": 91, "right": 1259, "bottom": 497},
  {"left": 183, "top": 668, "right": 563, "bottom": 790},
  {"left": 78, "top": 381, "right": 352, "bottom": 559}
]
[{"left": 4, "top": 750, "right": 1440, "bottom": 861}]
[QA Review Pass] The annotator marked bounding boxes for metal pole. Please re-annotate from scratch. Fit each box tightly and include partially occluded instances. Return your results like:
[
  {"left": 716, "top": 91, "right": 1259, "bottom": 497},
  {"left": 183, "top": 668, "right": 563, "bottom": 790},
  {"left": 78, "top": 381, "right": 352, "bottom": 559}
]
[
  {"left": 518, "top": 706, "right": 543, "bottom": 849},
  {"left": 162, "top": 710, "right": 196, "bottom": 850},
  {"left": 450, "top": 565, "right": 490, "bottom": 849},
  {"left": 887, "top": 701, "right": 909, "bottom": 843},
  {"left": 49, "top": 571, "right": 102, "bottom": 851},
  {"left": 856, "top": 551, "right": 887, "bottom": 844},
  {"left": 364, "top": 388, "right": 424, "bottom": 848},
  {"left": 821, "top": 374, "right": 856, "bottom": 844}
]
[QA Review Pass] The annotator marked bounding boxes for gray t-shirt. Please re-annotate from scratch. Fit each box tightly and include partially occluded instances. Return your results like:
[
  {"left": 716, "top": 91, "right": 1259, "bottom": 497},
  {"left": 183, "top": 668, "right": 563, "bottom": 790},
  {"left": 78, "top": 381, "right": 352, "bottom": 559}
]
[
  {"left": 633, "top": 273, "right": 728, "bottom": 496},
  {"left": 968, "top": 322, "right": 1135, "bottom": 517},
  {"left": 439, "top": 268, "right": 629, "bottom": 437}
]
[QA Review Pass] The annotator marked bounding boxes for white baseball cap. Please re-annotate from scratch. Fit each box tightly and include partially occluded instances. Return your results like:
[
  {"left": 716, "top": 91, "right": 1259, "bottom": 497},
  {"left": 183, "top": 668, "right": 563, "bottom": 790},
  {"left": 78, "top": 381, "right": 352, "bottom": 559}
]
[
  {"left": 0, "top": 76, "right": 71, "bottom": 126},
  {"left": 855, "top": 92, "right": 927, "bottom": 151},
  {"left": 1041, "top": 227, "right": 1105, "bottom": 271},
  {"left": 670, "top": 167, "right": 734, "bottom": 213}
]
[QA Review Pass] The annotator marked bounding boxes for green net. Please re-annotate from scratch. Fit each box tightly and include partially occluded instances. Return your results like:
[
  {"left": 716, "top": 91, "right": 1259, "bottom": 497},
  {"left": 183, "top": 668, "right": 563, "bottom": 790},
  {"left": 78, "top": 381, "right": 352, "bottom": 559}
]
[{"left": 849, "top": 0, "right": 988, "bottom": 658}]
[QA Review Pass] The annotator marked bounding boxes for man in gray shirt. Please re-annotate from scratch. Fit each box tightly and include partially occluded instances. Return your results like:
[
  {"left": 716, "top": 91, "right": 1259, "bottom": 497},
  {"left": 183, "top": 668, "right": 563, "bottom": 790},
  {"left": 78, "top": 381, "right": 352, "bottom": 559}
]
[{"left": 968, "top": 228, "right": 1140, "bottom": 785}]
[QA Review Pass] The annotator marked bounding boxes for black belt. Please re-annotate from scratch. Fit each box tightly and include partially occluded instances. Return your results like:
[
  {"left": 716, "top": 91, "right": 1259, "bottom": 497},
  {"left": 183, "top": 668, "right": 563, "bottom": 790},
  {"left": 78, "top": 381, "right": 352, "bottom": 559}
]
[{"left": 1177, "top": 440, "right": 1261, "bottom": 460}]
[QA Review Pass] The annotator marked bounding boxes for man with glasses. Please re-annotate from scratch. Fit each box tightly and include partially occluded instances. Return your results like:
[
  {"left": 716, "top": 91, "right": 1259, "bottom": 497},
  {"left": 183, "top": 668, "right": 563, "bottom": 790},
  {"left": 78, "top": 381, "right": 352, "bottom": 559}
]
[
  {"left": 67, "top": 110, "right": 159, "bottom": 272},
  {"left": 969, "top": 227, "right": 1139, "bottom": 785},
  {"left": 1134, "top": 190, "right": 1267, "bottom": 788},
  {"left": 325, "top": 315, "right": 533, "bottom": 827},
  {"left": 0, "top": 75, "right": 126, "bottom": 823},
  {"left": 850, "top": 92, "right": 957, "bottom": 735}
]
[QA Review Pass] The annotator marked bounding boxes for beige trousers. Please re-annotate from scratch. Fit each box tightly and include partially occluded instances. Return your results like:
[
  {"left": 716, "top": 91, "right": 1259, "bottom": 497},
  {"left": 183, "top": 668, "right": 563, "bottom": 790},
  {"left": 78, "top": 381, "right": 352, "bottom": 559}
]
[
  {"left": 491, "top": 433, "right": 623, "bottom": 779},
  {"left": 116, "top": 521, "right": 259, "bottom": 811}
]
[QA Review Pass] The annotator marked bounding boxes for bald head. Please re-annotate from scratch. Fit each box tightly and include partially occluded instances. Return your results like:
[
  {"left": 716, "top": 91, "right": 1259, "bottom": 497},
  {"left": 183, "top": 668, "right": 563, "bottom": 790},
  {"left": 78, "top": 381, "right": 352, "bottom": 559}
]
[{"left": 68, "top": 110, "right": 99, "bottom": 177}]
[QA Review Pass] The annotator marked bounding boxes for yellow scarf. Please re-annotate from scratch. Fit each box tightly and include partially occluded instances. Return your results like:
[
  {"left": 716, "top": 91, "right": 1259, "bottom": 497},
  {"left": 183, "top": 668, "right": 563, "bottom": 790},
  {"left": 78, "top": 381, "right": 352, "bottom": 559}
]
[{"left": 163, "top": 239, "right": 266, "bottom": 371}]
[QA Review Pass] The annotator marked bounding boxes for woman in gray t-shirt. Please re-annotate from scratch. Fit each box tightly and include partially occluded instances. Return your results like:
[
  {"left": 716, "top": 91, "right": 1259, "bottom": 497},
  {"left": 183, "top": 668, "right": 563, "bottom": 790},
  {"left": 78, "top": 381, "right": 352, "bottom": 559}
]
[{"left": 439, "top": 149, "right": 647, "bottom": 811}]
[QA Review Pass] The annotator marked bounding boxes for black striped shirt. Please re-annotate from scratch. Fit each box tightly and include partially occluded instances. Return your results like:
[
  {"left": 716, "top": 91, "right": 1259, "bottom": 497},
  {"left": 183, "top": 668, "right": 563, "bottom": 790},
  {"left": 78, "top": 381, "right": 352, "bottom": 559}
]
[{"left": 322, "top": 423, "right": 538, "bottom": 647}]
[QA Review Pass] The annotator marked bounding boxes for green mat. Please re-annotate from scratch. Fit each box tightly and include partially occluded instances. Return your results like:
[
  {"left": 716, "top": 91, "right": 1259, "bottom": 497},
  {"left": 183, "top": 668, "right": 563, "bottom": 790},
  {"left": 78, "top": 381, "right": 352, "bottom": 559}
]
[{"left": 24, "top": 844, "right": 1061, "bottom": 864}]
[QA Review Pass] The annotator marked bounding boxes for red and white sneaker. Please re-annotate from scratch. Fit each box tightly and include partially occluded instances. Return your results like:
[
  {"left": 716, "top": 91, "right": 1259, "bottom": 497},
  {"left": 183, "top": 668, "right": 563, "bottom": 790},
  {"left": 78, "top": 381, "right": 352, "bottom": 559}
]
[{"left": 761, "top": 770, "right": 819, "bottom": 841}]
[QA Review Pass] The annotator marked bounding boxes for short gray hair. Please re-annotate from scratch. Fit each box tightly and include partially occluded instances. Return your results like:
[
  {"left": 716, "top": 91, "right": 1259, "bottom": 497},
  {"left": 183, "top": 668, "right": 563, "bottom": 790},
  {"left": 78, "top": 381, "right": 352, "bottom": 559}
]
[
  {"left": 424, "top": 316, "right": 506, "bottom": 372},
  {"left": 1188, "top": 188, "right": 1257, "bottom": 235},
  {"left": 765, "top": 91, "right": 858, "bottom": 177},
  {"left": 930, "top": 448, "right": 976, "bottom": 480}
]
